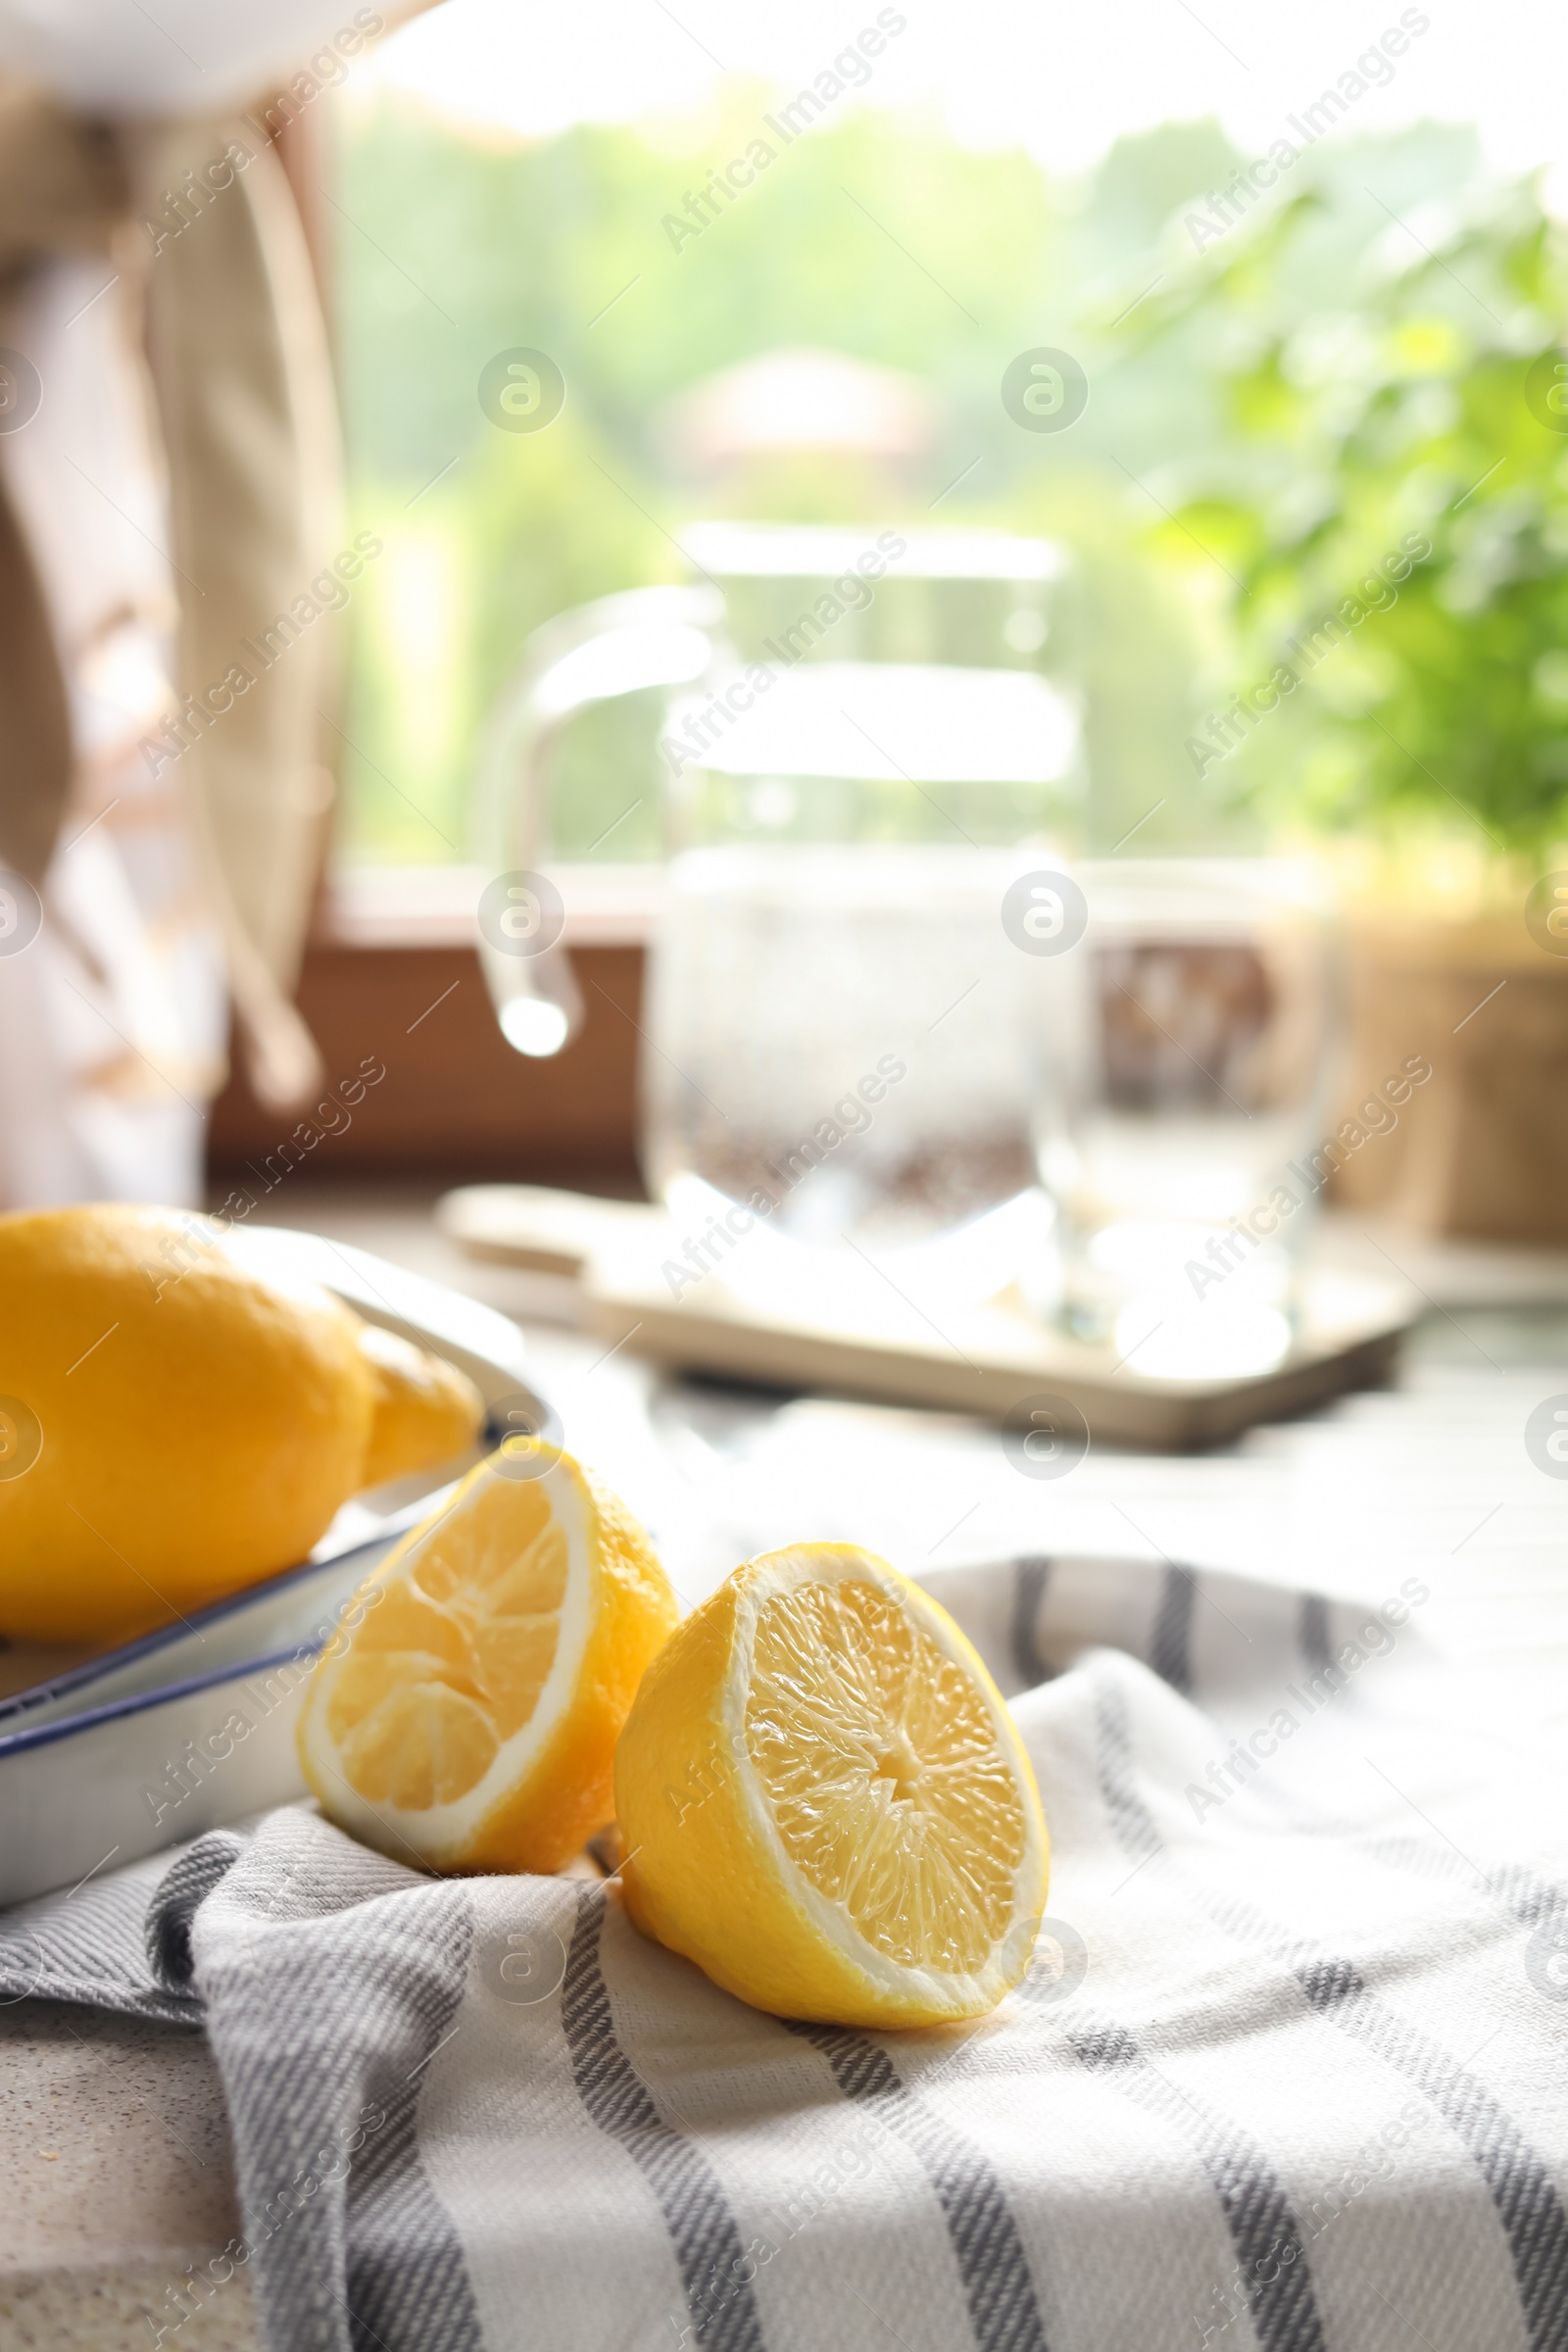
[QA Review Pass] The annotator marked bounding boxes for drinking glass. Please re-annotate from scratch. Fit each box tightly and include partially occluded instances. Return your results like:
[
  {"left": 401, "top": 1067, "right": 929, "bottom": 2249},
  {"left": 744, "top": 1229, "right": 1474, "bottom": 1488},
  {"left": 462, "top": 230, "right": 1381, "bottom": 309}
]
[{"left": 1032, "top": 859, "right": 1339, "bottom": 1375}]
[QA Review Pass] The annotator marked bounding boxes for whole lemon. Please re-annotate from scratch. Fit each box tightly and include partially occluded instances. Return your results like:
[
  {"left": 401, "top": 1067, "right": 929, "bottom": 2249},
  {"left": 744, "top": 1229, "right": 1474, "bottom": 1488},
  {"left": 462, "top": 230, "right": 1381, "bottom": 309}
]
[
  {"left": 0, "top": 1204, "right": 377, "bottom": 1642},
  {"left": 355, "top": 1320, "right": 487, "bottom": 1493}
]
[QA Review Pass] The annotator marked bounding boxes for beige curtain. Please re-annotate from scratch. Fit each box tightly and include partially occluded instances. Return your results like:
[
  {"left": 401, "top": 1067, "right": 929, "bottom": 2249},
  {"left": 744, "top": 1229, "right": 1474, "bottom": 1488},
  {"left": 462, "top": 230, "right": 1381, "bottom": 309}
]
[
  {"left": 0, "top": 81, "right": 339, "bottom": 1110},
  {"left": 0, "top": 85, "right": 112, "bottom": 884}
]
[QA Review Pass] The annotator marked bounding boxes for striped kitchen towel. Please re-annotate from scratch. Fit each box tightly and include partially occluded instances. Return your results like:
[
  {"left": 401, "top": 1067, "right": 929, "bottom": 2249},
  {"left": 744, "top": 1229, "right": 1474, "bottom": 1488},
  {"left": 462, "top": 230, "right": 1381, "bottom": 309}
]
[{"left": 2, "top": 1549, "right": 1566, "bottom": 2352}]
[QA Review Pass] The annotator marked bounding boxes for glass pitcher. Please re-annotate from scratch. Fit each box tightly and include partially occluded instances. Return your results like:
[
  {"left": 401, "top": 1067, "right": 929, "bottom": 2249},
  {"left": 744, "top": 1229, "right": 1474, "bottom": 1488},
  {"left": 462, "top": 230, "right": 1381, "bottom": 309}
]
[{"left": 475, "top": 521, "right": 1085, "bottom": 1306}]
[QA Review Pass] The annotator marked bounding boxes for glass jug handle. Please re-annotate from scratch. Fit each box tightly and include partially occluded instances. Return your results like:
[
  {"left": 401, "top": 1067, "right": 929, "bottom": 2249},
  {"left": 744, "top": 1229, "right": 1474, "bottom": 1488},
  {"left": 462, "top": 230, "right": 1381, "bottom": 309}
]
[{"left": 473, "top": 583, "right": 721, "bottom": 1055}]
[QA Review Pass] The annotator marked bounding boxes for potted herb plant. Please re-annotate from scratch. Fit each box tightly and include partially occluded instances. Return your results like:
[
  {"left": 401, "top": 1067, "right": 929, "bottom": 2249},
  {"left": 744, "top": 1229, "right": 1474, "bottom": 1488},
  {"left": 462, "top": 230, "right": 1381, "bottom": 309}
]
[{"left": 1134, "top": 143, "right": 1568, "bottom": 1240}]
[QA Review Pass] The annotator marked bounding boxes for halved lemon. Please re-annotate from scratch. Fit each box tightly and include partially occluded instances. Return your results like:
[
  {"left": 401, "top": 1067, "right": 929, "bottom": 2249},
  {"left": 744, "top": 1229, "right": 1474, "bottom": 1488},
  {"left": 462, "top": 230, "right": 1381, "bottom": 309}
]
[
  {"left": 614, "top": 1544, "right": 1049, "bottom": 2027},
  {"left": 298, "top": 1446, "right": 676, "bottom": 1874}
]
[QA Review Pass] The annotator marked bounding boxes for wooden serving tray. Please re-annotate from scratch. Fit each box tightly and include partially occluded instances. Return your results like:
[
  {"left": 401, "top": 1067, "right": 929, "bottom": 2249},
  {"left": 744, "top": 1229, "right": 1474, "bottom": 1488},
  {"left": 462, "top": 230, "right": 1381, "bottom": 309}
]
[{"left": 437, "top": 1186, "right": 1419, "bottom": 1449}]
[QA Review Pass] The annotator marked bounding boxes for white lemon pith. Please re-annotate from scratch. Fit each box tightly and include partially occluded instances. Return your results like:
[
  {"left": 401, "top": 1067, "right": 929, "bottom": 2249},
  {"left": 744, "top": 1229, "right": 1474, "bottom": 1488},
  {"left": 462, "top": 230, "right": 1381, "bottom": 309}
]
[
  {"left": 298, "top": 1446, "right": 676, "bottom": 1874},
  {"left": 615, "top": 1544, "right": 1049, "bottom": 2027}
]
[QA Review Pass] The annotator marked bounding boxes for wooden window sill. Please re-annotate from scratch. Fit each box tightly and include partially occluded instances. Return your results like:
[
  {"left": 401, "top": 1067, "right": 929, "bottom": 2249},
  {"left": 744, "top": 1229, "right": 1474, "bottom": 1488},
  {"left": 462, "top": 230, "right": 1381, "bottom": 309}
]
[
  {"left": 320, "top": 862, "right": 663, "bottom": 950},
  {"left": 208, "top": 870, "right": 653, "bottom": 1186}
]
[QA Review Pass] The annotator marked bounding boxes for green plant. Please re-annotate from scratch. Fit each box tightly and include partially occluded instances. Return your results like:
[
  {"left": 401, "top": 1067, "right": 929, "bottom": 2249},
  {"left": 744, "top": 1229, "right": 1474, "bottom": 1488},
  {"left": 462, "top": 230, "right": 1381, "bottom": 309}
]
[{"left": 1138, "top": 141, "right": 1568, "bottom": 869}]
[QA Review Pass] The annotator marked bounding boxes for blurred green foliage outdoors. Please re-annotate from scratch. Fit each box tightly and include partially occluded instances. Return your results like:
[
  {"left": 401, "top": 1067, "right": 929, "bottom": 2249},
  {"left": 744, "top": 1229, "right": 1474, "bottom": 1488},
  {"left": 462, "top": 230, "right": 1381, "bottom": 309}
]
[{"left": 335, "top": 93, "right": 1568, "bottom": 884}]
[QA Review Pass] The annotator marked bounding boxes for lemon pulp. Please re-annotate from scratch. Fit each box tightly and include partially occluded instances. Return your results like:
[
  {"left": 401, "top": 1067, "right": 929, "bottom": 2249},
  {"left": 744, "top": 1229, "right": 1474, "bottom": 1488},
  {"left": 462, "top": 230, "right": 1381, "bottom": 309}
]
[
  {"left": 746, "top": 1578, "right": 1027, "bottom": 1975},
  {"left": 327, "top": 1475, "right": 568, "bottom": 1808}
]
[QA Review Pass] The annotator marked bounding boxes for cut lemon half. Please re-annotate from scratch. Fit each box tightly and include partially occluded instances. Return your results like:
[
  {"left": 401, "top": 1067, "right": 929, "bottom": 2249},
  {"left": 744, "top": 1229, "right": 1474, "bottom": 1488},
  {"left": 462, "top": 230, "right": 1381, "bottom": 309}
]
[
  {"left": 614, "top": 1544, "right": 1048, "bottom": 2027},
  {"left": 298, "top": 1446, "right": 677, "bottom": 1874}
]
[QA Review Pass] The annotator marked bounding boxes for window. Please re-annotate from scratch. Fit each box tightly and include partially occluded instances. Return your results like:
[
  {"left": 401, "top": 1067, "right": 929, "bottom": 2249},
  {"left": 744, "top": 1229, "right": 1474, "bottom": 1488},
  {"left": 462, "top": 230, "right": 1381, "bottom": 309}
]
[{"left": 318, "top": 4, "right": 1568, "bottom": 895}]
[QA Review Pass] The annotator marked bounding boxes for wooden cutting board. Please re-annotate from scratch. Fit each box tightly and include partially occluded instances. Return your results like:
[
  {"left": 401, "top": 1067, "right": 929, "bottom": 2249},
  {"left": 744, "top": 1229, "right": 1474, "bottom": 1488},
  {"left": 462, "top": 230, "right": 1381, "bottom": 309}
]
[{"left": 437, "top": 1186, "right": 1420, "bottom": 1449}]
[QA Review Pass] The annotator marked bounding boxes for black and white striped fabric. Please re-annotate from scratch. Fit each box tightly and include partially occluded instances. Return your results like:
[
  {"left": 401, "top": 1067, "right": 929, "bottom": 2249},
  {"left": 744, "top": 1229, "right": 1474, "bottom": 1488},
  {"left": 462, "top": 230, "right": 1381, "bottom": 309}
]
[{"left": 3, "top": 1550, "right": 1565, "bottom": 2352}]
